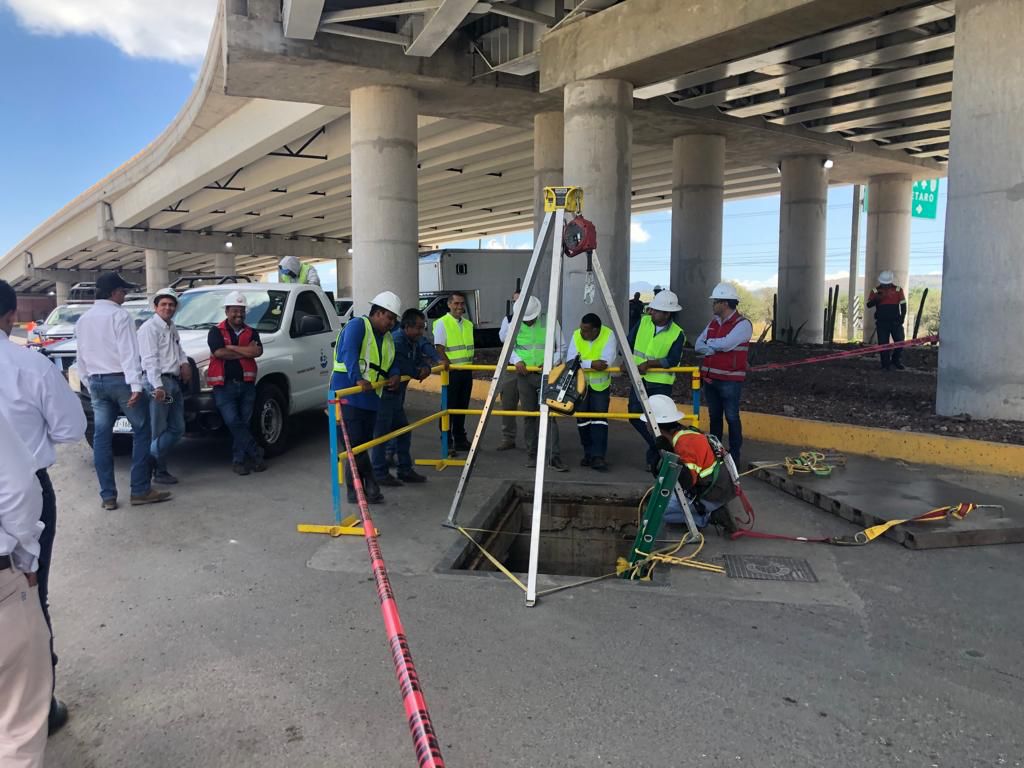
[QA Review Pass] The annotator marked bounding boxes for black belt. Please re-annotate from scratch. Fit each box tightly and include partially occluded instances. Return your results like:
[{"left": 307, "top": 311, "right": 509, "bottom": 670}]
[{"left": 0, "top": 554, "right": 11, "bottom": 570}]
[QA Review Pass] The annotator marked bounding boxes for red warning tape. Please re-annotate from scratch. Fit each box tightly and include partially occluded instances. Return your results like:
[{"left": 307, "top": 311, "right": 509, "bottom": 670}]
[
  {"left": 337, "top": 402, "right": 446, "bottom": 768},
  {"left": 749, "top": 335, "right": 938, "bottom": 372}
]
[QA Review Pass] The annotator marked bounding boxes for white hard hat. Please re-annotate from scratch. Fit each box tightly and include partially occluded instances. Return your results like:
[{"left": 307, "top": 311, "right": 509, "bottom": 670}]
[
  {"left": 279, "top": 255, "right": 301, "bottom": 275},
  {"left": 709, "top": 282, "right": 740, "bottom": 302},
  {"left": 369, "top": 290, "right": 402, "bottom": 317},
  {"left": 153, "top": 287, "right": 178, "bottom": 304},
  {"left": 224, "top": 291, "right": 247, "bottom": 308},
  {"left": 640, "top": 394, "right": 687, "bottom": 424},
  {"left": 878, "top": 270, "right": 895, "bottom": 284},
  {"left": 648, "top": 289, "right": 682, "bottom": 313},
  {"left": 515, "top": 295, "right": 542, "bottom": 322}
]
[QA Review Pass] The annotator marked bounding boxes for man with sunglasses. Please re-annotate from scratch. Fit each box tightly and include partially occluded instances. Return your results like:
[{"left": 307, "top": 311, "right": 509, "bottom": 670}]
[{"left": 137, "top": 287, "right": 192, "bottom": 485}]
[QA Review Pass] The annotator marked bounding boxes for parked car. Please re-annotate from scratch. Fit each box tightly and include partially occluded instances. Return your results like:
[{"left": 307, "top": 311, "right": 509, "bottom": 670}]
[
  {"left": 28, "top": 303, "right": 91, "bottom": 348},
  {"left": 67, "top": 282, "right": 341, "bottom": 457},
  {"left": 42, "top": 299, "right": 154, "bottom": 376}
]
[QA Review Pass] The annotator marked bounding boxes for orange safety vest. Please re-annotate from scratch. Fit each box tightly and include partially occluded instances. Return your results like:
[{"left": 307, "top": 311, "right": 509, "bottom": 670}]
[
  {"left": 207, "top": 320, "right": 257, "bottom": 386},
  {"left": 700, "top": 311, "right": 750, "bottom": 383}
]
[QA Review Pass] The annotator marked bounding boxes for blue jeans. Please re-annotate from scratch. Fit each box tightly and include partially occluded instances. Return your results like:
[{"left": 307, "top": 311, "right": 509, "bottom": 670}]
[
  {"left": 89, "top": 373, "right": 152, "bottom": 500},
  {"left": 629, "top": 380, "right": 674, "bottom": 468},
  {"left": 703, "top": 379, "right": 743, "bottom": 467},
  {"left": 372, "top": 386, "right": 411, "bottom": 477},
  {"left": 576, "top": 387, "right": 610, "bottom": 459},
  {"left": 212, "top": 381, "right": 260, "bottom": 464},
  {"left": 149, "top": 375, "right": 185, "bottom": 472}
]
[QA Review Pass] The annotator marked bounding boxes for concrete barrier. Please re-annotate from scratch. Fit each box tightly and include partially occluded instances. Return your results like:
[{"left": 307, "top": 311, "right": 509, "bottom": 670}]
[{"left": 408, "top": 375, "right": 1024, "bottom": 478}]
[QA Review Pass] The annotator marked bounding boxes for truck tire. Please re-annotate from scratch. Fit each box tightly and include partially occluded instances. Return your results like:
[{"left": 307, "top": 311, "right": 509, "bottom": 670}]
[{"left": 253, "top": 381, "right": 289, "bottom": 457}]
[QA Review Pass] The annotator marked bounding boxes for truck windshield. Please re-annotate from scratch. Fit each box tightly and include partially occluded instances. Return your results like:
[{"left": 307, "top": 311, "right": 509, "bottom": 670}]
[{"left": 175, "top": 289, "right": 288, "bottom": 333}]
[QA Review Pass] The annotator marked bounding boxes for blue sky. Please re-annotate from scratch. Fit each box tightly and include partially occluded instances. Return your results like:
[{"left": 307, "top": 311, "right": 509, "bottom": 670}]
[{"left": 2, "top": 1, "right": 946, "bottom": 295}]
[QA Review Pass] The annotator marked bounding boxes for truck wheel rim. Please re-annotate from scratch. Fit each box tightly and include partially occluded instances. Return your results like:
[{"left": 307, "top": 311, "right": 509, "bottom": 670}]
[{"left": 260, "top": 399, "right": 283, "bottom": 444}]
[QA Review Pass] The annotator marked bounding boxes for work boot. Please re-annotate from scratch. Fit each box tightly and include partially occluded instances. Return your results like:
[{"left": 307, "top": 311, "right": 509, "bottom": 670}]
[
  {"left": 580, "top": 456, "right": 593, "bottom": 467},
  {"left": 101, "top": 497, "right": 118, "bottom": 511},
  {"left": 363, "top": 477, "right": 385, "bottom": 504},
  {"left": 496, "top": 439, "right": 516, "bottom": 451},
  {"left": 247, "top": 455, "right": 267, "bottom": 472},
  {"left": 707, "top": 504, "right": 739, "bottom": 535},
  {"left": 376, "top": 474, "right": 403, "bottom": 487},
  {"left": 130, "top": 488, "right": 172, "bottom": 506},
  {"left": 455, "top": 438, "right": 472, "bottom": 452},
  {"left": 590, "top": 457, "right": 609, "bottom": 473},
  {"left": 549, "top": 457, "right": 568, "bottom": 473},
  {"left": 153, "top": 468, "right": 178, "bottom": 485},
  {"left": 397, "top": 469, "right": 427, "bottom": 483},
  {"left": 233, "top": 462, "right": 250, "bottom": 476},
  {"left": 893, "top": 361, "right": 906, "bottom": 370}
]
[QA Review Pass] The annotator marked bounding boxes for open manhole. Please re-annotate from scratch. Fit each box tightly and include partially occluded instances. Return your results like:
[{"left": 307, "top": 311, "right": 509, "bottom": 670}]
[
  {"left": 448, "top": 482, "right": 649, "bottom": 578},
  {"left": 721, "top": 554, "right": 817, "bottom": 583}
]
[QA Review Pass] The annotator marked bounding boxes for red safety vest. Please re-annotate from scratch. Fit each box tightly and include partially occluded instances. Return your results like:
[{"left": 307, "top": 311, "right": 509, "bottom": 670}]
[
  {"left": 207, "top": 320, "right": 257, "bottom": 386},
  {"left": 700, "top": 311, "right": 750, "bottom": 383}
]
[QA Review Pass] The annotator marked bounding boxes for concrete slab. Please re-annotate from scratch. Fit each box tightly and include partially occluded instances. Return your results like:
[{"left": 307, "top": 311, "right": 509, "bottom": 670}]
[
  {"left": 39, "top": 392, "right": 1024, "bottom": 767},
  {"left": 751, "top": 454, "right": 1024, "bottom": 549}
]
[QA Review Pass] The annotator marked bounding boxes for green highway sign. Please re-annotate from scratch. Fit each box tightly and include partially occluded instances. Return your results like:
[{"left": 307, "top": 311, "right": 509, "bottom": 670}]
[{"left": 912, "top": 179, "right": 940, "bottom": 219}]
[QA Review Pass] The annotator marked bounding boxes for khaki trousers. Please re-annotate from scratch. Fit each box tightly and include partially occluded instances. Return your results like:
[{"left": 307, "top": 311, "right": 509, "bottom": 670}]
[{"left": 0, "top": 566, "right": 51, "bottom": 768}]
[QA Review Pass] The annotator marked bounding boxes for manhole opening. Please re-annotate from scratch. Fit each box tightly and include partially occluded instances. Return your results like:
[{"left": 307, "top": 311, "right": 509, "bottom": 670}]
[{"left": 451, "top": 484, "right": 643, "bottom": 578}]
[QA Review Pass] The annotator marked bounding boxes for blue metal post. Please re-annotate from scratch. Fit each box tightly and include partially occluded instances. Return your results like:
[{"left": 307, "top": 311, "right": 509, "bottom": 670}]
[
  {"left": 328, "top": 393, "right": 342, "bottom": 524},
  {"left": 440, "top": 373, "right": 450, "bottom": 459}
]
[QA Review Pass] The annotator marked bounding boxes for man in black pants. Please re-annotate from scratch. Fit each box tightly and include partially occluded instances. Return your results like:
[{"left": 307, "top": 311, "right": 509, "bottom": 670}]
[
  {"left": 867, "top": 270, "right": 908, "bottom": 370},
  {"left": 0, "top": 280, "right": 87, "bottom": 734},
  {"left": 433, "top": 292, "right": 476, "bottom": 454}
]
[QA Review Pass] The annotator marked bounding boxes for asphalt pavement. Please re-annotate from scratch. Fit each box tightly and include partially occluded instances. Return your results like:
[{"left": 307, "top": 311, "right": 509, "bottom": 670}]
[{"left": 41, "top": 391, "right": 1024, "bottom": 767}]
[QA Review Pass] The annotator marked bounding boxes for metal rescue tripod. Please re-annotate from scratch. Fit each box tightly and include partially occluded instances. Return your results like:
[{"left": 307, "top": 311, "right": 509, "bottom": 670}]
[{"left": 444, "top": 187, "right": 701, "bottom": 605}]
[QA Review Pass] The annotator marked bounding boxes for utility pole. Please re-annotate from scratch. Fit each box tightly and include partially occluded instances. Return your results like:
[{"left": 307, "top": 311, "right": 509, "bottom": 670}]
[{"left": 847, "top": 185, "right": 861, "bottom": 341}]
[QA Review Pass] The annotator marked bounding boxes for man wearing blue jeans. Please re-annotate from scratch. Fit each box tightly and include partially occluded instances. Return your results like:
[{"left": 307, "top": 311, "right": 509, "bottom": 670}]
[
  {"left": 372, "top": 308, "right": 441, "bottom": 485},
  {"left": 695, "top": 283, "right": 754, "bottom": 468},
  {"left": 76, "top": 272, "right": 172, "bottom": 509},
  {"left": 137, "top": 287, "right": 191, "bottom": 484},
  {"left": 207, "top": 291, "right": 265, "bottom": 475}
]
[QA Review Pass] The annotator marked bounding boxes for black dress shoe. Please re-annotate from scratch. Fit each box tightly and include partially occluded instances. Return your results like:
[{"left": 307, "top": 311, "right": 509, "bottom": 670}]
[
  {"left": 397, "top": 469, "right": 427, "bottom": 483},
  {"left": 48, "top": 698, "right": 69, "bottom": 735},
  {"left": 376, "top": 474, "right": 403, "bottom": 487}
]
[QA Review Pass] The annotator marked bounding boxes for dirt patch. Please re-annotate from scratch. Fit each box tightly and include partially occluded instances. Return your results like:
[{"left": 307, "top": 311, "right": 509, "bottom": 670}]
[{"left": 473, "top": 343, "right": 1024, "bottom": 445}]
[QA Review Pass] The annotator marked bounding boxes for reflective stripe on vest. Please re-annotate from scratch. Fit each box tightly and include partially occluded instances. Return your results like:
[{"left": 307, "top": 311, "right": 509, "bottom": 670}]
[
  {"left": 633, "top": 315, "right": 683, "bottom": 385},
  {"left": 434, "top": 313, "right": 474, "bottom": 364},
  {"left": 572, "top": 326, "right": 612, "bottom": 391},
  {"left": 333, "top": 316, "right": 396, "bottom": 396},
  {"left": 206, "top": 321, "right": 257, "bottom": 386},
  {"left": 515, "top": 320, "right": 547, "bottom": 367},
  {"left": 671, "top": 429, "right": 718, "bottom": 480},
  {"left": 700, "top": 311, "right": 750, "bottom": 382}
]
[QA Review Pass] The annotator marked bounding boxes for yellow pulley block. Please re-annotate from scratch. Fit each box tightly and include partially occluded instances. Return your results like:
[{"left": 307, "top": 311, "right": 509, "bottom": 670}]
[{"left": 543, "top": 186, "right": 583, "bottom": 213}]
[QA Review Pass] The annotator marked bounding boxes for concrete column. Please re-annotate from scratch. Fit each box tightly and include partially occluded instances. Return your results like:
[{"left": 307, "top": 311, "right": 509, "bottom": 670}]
[
  {"left": 938, "top": 0, "right": 1024, "bottom": 418},
  {"left": 862, "top": 175, "right": 912, "bottom": 343},
  {"left": 531, "top": 111, "right": 563, "bottom": 298},
  {"left": 336, "top": 255, "right": 352, "bottom": 297},
  {"left": 54, "top": 280, "right": 70, "bottom": 306},
  {"left": 350, "top": 85, "right": 418, "bottom": 315},
  {"left": 777, "top": 156, "right": 829, "bottom": 344},
  {"left": 145, "top": 248, "right": 169, "bottom": 294},
  {"left": 671, "top": 134, "right": 725, "bottom": 339},
  {"left": 562, "top": 79, "right": 632, "bottom": 329},
  {"left": 214, "top": 252, "right": 235, "bottom": 276}
]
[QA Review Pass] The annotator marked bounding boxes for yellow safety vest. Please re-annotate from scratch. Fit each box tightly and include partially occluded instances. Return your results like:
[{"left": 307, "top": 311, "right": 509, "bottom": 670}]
[
  {"left": 633, "top": 315, "right": 684, "bottom": 385},
  {"left": 515, "top": 320, "right": 547, "bottom": 367},
  {"left": 434, "top": 314, "right": 474, "bottom": 364},
  {"left": 572, "top": 326, "right": 612, "bottom": 391},
  {"left": 280, "top": 262, "right": 312, "bottom": 284},
  {"left": 333, "top": 317, "right": 395, "bottom": 396}
]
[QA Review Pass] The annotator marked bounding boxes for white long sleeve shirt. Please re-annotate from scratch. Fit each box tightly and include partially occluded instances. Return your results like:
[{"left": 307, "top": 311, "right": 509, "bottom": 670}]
[
  {"left": 566, "top": 328, "right": 618, "bottom": 370},
  {"left": 510, "top": 319, "right": 565, "bottom": 365},
  {"left": 0, "top": 329, "right": 87, "bottom": 471},
  {"left": 694, "top": 311, "right": 754, "bottom": 356},
  {"left": 75, "top": 299, "right": 146, "bottom": 392},
  {"left": 137, "top": 314, "right": 188, "bottom": 390},
  {"left": 0, "top": 409, "right": 44, "bottom": 573}
]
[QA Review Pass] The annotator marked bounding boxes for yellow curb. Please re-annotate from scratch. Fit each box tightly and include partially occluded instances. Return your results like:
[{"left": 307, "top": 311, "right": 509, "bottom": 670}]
[{"left": 409, "top": 374, "right": 1024, "bottom": 478}]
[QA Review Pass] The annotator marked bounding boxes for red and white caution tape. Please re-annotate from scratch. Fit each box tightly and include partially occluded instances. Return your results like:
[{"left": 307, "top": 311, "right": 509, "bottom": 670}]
[{"left": 749, "top": 335, "right": 938, "bottom": 372}]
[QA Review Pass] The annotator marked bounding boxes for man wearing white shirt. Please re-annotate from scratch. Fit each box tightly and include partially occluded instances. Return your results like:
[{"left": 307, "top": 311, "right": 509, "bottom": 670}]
[
  {"left": 137, "top": 287, "right": 191, "bottom": 485},
  {"left": 76, "top": 273, "right": 171, "bottom": 509},
  {"left": 566, "top": 313, "right": 618, "bottom": 472},
  {"left": 0, "top": 409, "right": 52, "bottom": 767},
  {"left": 0, "top": 279, "right": 85, "bottom": 735}
]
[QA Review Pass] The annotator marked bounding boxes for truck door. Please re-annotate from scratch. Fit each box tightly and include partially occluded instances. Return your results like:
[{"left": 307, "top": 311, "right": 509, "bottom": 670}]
[{"left": 290, "top": 289, "right": 336, "bottom": 410}]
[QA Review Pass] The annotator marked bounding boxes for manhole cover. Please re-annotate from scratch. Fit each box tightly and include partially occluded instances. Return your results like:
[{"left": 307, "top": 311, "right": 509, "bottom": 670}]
[{"left": 721, "top": 555, "right": 818, "bottom": 583}]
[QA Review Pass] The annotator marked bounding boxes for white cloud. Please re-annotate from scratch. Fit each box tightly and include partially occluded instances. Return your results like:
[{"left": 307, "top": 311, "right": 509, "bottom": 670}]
[
  {"left": 3, "top": 0, "right": 216, "bottom": 65},
  {"left": 630, "top": 222, "right": 651, "bottom": 244},
  {"left": 734, "top": 274, "right": 778, "bottom": 290},
  {"left": 825, "top": 270, "right": 850, "bottom": 282}
]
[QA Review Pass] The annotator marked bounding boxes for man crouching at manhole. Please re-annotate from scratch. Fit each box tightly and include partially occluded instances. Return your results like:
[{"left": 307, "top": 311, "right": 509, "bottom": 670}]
[
  {"left": 331, "top": 291, "right": 402, "bottom": 505},
  {"left": 642, "top": 394, "right": 739, "bottom": 534}
]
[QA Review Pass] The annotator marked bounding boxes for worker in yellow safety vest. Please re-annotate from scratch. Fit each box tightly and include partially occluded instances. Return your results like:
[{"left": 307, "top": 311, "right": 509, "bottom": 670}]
[
  {"left": 330, "top": 290, "right": 402, "bottom": 504},
  {"left": 432, "top": 291, "right": 475, "bottom": 454},
  {"left": 627, "top": 288, "right": 687, "bottom": 471},
  {"left": 504, "top": 296, "right": 568, "bottom": 472},
  {"left": 278, "top": 256, "right": 320, "bottom": 286},
  {"left": 566, "top": 312, "right": 618, "bottom": 472}
]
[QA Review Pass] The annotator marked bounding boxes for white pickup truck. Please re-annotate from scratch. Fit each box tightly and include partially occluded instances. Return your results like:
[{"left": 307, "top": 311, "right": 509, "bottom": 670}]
[{"left": 68, "top": 282, "right": 341, "bottom": 456}]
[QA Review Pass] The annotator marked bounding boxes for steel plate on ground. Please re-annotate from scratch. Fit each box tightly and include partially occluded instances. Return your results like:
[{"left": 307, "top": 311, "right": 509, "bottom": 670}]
[{"left": 721, "top": 554, "right": 818, "bottom": 583}]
